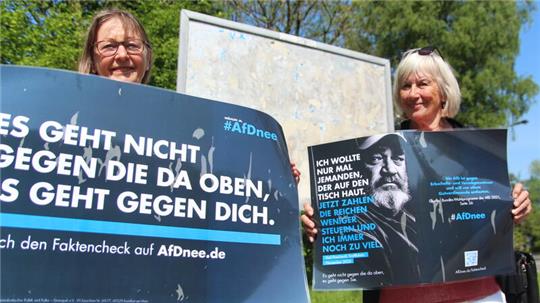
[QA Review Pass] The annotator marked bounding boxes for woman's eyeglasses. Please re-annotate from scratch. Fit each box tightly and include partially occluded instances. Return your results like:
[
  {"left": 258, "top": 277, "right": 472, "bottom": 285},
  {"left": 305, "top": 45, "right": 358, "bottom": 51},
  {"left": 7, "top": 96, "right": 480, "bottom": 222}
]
[
  {"left": 94, "top": 39, "right": 149, "bottom": 57},
  {"left": 401, "top": 46, "right": 443, "bottom": 60}
]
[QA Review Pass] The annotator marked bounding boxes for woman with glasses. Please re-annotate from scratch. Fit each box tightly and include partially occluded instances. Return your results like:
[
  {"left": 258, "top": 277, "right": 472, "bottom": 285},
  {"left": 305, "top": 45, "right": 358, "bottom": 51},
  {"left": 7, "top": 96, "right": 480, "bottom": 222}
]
[
  {"left": 301, "top": 47, "right": 532, "bottom": 303},
  {"left": 79, "top": 9, "right": 152, "bottom": 84}
]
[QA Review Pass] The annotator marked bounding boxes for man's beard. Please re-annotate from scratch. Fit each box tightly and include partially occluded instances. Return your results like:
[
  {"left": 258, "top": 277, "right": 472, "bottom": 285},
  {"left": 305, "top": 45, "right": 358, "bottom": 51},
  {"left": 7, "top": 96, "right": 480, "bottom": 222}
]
[{"left": 371, "top": 175, "right": 410, "bottom": 215}]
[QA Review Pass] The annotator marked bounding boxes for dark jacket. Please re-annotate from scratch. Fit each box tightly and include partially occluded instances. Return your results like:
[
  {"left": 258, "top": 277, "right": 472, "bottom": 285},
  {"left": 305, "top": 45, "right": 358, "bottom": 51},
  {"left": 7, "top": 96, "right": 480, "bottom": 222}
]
[{"left": 398, "top": 118, "right": 465, "bottom": 130}]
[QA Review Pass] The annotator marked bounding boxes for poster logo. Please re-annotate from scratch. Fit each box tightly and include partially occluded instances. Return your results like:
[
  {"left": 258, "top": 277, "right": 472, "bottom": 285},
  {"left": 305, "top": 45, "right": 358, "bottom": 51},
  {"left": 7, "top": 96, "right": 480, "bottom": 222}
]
[
  {"left": 223, "top": 117, "right": 278, "bottom": 142},
  {"left": 450, "top": 212, "right": 487, "bottom": 221}
]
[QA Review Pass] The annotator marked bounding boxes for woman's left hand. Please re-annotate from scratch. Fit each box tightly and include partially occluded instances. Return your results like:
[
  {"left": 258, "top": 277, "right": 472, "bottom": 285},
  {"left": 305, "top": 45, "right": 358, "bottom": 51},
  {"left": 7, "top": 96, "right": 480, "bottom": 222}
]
[{"left": 512, "top": 182, "right": 532, "bottom": 224}]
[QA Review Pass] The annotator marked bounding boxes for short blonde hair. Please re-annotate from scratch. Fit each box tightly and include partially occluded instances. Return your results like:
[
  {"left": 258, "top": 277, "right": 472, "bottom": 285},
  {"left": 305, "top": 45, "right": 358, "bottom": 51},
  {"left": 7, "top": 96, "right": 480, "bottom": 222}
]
[
  {"left": 78, "top": 9, "right": 153, "bottom": 84},
  {"left": 393, "top": 48, "right": 461, "bottom": 118}
]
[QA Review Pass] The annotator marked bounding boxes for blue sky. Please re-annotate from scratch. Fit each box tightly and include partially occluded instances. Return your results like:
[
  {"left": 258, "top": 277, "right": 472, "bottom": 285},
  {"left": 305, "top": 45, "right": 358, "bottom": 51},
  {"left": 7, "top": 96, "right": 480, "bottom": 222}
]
[{"left": 508, "top": 6, "right": 540, "bottom": 180}]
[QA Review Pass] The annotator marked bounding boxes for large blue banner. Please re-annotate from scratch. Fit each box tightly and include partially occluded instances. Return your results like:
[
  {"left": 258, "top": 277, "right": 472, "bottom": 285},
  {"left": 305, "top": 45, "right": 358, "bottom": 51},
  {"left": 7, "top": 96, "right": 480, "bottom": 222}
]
[{"left": 0, "top": 66, "right": 310, "bottom": 303}]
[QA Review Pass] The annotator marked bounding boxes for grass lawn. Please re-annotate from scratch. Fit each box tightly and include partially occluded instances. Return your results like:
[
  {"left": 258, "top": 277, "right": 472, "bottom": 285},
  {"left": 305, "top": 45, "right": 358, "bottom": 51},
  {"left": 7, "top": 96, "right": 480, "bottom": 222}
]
[{"left": 309, "top": 289, "right": 362, "bottom": 303}]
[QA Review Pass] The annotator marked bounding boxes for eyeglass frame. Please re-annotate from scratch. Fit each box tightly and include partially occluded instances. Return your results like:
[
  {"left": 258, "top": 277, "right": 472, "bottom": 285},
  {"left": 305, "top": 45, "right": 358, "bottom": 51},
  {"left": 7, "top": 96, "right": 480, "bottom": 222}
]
[
  {"left": 401, "top": 46, "right": 444, "bottom": 60},
  {"left": 93, "top": 39, "right": 151, "bottom": 57}
]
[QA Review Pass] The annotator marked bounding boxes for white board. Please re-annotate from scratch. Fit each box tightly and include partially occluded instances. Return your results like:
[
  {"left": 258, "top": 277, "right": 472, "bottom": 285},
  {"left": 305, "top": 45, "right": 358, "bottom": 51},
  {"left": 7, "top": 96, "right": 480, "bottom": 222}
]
[{"left": 177, "top": 10, "right": 394, "bottom": 206}]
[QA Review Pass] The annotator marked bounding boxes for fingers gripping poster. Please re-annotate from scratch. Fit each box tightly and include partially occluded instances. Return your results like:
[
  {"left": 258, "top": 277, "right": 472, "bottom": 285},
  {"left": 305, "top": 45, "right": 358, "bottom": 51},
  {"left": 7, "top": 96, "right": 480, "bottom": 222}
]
[
  {"left": 308, "top": 130, "right": 514, "bottom": 289},
  {"left": 0, "top": 66, "right": 309, "bottom": 303}
]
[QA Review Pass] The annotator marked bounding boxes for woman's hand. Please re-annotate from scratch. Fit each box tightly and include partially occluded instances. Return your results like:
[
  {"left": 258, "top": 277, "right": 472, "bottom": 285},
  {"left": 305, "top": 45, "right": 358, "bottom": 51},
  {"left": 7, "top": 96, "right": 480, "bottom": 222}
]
[
  {"left": 512, "top": 182, "right": 532, "bottom": 224},
  {"left": 291, "top": 162, "right": 301, "bottom": 184},
  {"left": 301, "top": 202, "right": 318, "bottom": 243}
]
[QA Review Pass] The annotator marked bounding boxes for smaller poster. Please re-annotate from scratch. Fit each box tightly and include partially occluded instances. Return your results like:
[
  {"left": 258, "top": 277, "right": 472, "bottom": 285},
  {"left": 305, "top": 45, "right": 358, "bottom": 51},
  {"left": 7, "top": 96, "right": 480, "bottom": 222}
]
[{"left": 308, "top": 129, "right": 514, "bottom": 289}]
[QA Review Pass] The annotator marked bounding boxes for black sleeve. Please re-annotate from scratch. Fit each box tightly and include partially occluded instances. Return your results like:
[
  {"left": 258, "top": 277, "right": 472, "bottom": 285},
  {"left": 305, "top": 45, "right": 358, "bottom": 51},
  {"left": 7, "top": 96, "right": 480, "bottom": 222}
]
[{"left": 362, "top": 290, "right": 380, "bottom": 303}]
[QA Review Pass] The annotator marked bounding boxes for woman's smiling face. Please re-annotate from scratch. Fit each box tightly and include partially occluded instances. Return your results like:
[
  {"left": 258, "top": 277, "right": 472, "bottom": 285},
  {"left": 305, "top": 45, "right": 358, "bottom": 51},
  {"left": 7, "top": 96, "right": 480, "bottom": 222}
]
[
  {"left": 93, "top": 17, "right": 148, "bottom": 83},
  {"left": 399, "top": 72, "right": 444, "bottom": 125}
]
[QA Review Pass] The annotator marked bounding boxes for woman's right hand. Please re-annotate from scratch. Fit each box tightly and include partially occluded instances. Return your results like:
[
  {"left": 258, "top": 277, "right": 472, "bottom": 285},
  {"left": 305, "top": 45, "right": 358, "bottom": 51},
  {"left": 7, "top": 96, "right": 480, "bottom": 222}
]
[{"left": 301, "top": 202, "right": 318, "bottom": 243}]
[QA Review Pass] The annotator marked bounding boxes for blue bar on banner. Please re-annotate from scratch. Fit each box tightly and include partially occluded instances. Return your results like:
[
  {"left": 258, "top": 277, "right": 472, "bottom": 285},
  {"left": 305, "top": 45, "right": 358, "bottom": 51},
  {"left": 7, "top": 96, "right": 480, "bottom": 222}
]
[
  {"left": 0, "top": 213, "right": 281, "bottom": 245},
  {"left": 323, "top": 259, "right": 355, "bottom": 265},
  {"left": 322, "top": 252, "right": 369, "bottom": 261}
]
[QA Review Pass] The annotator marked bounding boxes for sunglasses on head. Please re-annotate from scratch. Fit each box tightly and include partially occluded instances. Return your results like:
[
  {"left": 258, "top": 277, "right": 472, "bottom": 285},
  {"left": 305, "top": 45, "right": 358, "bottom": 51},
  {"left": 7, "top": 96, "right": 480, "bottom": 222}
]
[{"left": 402, "top": 46, "right": 444, "bottom": 60}]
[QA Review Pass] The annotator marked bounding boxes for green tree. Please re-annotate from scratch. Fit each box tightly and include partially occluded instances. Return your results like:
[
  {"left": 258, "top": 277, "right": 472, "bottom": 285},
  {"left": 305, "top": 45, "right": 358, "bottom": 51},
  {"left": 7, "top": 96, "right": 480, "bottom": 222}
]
[
  {"left": 224, "top": 0, "right": 352, "bottom": 45},
  {"left": 513, "top": 160, "right": 540, "bottom": 252},
  {"left": 530, "top": 159, "right": 540, "bottom": 179},
  {"left": 1, "top": 0, "right": 95, "bottom": 70},
  {"left": 345, "top": 1, "right": 538, "bottom": 128},
  {"left": 0, "top": 0, "right": 223, "bottom": 89}
]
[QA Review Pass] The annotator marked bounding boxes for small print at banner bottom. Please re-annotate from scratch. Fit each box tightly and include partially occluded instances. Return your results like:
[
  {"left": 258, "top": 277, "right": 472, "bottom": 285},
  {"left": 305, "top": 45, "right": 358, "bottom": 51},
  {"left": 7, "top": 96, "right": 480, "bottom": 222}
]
[
  {"left": 308, "top": 129, "right": 514, "bottom": 289},
  {"left": 0, "top": 65, "right": 310, "bottom": 303}
]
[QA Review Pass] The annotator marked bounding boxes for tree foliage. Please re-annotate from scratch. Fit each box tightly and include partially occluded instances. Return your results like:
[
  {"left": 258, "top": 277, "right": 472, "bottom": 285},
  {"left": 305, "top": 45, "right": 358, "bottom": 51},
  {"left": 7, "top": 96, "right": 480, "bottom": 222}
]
[
  {"left": 1, "top": 0, "right": 222, "bottom": 90},
  {"left": 514, "top": 160, "right": 540, "bottom": 252},
  {"left": 345, "top": 1, "right": 538, "bottom": 128},
  {"left": 224, "top": 0, "right": 352, "bottom": 45},
  {"left": 1, "top": 0, "right": 93, "bottom": 70},
  {"left": 530, "top": 159, "right": 540, "bottom": 179},
  {"left": 2, "top": 1, "right": 537, "bottom": 125}
]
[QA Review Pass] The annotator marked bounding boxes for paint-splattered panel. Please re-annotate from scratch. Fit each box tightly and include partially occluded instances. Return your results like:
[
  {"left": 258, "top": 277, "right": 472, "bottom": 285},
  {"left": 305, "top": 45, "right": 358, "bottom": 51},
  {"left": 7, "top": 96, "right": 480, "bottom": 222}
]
[{"left": 177, "top": 10, "right": 394, "bottom": 205}]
